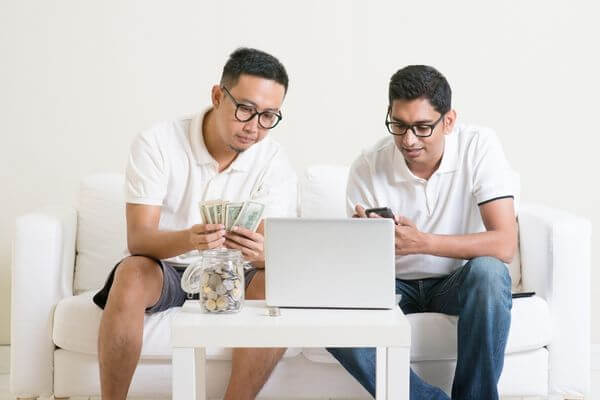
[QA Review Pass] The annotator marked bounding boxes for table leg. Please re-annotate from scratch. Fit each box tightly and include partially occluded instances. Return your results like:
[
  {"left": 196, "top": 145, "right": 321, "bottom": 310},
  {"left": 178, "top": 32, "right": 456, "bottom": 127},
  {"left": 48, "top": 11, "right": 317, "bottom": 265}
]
[
  {"left": 387, "top": 346, "right": 409, "bottom": 400},
  {"left": 375, "top": 347, "right": 387, "bottom": 399},
  {"left": 172, "top": 347, "right": 206, "bottom": 400}
]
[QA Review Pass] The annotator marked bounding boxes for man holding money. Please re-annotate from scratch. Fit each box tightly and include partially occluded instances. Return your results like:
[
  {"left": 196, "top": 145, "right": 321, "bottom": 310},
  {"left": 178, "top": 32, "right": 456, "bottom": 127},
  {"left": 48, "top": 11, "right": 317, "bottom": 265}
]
[
  {"left": 327, "top": 65, "right": 517, "bottom": 399},
  {"left": 92, "top": 48, "right": 297, "bottom": 400}
]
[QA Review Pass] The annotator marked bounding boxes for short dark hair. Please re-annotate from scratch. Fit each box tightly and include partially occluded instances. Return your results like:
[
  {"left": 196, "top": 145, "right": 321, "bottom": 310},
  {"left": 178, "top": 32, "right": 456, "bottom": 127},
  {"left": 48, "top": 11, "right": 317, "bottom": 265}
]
[
  {"left": 388, "top": 65, "right": 451, "bottom": 115},
  {"left": 220, "top": 48, "right": 289, "bottom": 93}
]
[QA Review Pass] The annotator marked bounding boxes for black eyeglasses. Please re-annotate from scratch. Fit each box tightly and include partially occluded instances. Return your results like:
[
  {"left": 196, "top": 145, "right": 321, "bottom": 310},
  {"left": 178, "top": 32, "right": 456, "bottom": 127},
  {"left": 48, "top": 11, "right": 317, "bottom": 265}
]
[
  {"left": 221, "top": 86, "right": 283, "bottom": 129},
  {"left": 385, "top": 108, "right": 445, "bottom": 137}
]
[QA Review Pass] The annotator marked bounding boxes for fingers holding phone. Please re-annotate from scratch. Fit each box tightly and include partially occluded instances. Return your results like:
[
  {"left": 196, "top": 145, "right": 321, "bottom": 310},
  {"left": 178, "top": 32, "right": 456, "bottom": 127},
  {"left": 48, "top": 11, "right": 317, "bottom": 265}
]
[
  {"left": 364, "top": 207, "right": 395, "bottom": 220},
  {"left": 354, "top": 205, "right": 397, "bottom": 220},
  {"left": 353, "top": 204, "right": 368, "bottom": 218}
]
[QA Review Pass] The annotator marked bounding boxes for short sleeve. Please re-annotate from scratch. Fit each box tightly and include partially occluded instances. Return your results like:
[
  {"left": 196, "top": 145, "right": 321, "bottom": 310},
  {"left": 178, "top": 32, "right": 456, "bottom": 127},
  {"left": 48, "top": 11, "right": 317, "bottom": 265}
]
[
  {"left": 124, "top": 131, "right": 168, "bottom": 205},
  {"left": 472, "top": 130, "right": 515, "bottom": 206},
  {"left": 346, "top": 154, "right": 378, "bottom": 217},
  {"left": 251, "top": 149, "right": 298, "bottom": 218}
]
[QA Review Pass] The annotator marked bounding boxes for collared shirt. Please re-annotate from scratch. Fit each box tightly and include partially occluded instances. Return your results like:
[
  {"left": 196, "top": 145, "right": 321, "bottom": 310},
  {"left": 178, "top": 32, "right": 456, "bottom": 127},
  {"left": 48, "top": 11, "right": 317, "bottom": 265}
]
[
  {"left": 347, "top": 123, "right": 516, "bottom": 280},
  {"left": 125, "top": 109, "right": 298, "bottom": 264}
]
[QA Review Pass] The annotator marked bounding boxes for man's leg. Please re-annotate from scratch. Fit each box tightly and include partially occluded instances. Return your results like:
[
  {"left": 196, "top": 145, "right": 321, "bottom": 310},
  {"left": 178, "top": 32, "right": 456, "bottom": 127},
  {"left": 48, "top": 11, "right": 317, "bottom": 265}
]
[
  {"left": 224, "top": 270, "right": 286, "bottom": 400},
  {"left": 453, "top": 256, "right": 512, "bottom": 400},
  {"left": 429, "top": 256, "right": 512, "bottom": 400},
  {"left": 326, "top": 348, "right": 448, "bottom": 400},
  {"left": 325, "top": 347, "right": 376, "bottom": 396},
  {"left": 97, "top": 256, "right": 164, "bottom": 400},
  {"left": 326, "top": 280, "right": 449, "bottom": 399}
]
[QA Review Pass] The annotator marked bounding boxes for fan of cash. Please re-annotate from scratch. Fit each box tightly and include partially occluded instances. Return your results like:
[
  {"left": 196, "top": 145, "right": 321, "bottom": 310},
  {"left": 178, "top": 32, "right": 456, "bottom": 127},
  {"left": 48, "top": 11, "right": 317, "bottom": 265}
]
[{"left": 199, "top": 200, "right": 265, "bottom": 232}]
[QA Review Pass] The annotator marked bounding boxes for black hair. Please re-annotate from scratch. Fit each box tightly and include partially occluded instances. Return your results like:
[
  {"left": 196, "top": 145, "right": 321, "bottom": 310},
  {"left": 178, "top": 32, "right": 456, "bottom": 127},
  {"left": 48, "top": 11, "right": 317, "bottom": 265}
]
[
  {"left": 389, "top": 65, "right": 451, "bottom": 114},
  {"left": 220, "top": 47, "right": 289, "bottom": 93}
]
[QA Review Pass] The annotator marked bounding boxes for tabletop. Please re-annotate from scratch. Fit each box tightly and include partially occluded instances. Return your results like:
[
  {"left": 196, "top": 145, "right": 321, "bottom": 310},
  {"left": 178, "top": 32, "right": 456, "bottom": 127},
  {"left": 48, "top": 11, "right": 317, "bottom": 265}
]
[{"left": 171, "top": 300, "right": 411, "bottom": 348}]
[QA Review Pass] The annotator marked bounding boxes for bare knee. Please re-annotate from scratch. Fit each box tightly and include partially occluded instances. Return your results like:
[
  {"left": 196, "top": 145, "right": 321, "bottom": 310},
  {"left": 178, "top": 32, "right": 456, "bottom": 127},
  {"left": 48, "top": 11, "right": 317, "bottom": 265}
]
[{"left": 108, "top": 256, "right": 163, "bottom": 310}]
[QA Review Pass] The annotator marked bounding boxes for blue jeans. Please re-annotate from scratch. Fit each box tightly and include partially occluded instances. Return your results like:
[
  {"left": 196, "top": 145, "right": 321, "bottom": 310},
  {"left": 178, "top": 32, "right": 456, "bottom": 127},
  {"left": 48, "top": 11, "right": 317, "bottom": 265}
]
[{"left": 327, "top": 256, "right": 512, "bottom": 400}]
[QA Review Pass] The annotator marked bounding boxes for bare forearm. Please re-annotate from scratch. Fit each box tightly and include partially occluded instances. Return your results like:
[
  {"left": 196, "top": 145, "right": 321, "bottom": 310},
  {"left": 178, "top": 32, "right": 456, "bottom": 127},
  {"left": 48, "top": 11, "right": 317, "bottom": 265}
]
[
  {"left": 127, "top": 228, "right": 194, "bottom": 260},
  {"left": 422, "top": 230, "right": 516, "bottom": 263}
]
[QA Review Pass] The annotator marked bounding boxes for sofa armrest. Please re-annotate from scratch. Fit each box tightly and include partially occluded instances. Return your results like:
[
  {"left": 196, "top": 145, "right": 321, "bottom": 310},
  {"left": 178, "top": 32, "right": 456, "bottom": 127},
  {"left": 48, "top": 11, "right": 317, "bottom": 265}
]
[
  {"left": 11, "top": 206, "right": 77, "bottom": 397},
  {"left": 518, "top": 202, "right": 591, "bottom": 398}
]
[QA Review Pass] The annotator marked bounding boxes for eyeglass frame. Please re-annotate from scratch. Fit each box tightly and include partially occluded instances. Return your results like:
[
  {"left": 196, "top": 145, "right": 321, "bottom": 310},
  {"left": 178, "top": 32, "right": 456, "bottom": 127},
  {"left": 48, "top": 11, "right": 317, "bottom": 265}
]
[
  {"left": 385, "top": 107, "right": 446, "bottom": 138},
  {"left": 220, "top": 86, "right": 283, "bottom": 129}
]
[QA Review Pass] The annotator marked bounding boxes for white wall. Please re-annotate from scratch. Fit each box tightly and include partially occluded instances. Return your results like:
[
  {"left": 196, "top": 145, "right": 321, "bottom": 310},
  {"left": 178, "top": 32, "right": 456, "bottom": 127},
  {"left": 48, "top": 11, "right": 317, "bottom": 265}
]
[{"left": 1, "top": 1, "right": 598, "bottom": 345}]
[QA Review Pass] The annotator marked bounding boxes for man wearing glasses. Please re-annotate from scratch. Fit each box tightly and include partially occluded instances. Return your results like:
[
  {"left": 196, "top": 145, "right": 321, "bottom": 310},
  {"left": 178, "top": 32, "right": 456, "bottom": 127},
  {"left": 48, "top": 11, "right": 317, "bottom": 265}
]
[
  {"left": 93, "top": 48, "right": 296, "bottom": 400},
  {"left": 328, "top": 65, "right": 517, "bottom": 399}
]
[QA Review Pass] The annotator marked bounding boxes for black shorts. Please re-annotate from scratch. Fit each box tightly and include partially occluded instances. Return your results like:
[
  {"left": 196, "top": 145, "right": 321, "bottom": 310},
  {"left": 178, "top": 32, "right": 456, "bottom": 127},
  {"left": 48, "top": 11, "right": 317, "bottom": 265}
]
[{"left": 92, "top": 256, "right": 258, "bottom": 314}]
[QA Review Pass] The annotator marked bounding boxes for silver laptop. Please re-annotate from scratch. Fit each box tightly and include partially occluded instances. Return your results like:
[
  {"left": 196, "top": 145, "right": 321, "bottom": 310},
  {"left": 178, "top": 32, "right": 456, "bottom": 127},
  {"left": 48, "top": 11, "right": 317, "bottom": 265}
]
[{"left": 264, "top": 218, "right": 396, "bottom": 309}]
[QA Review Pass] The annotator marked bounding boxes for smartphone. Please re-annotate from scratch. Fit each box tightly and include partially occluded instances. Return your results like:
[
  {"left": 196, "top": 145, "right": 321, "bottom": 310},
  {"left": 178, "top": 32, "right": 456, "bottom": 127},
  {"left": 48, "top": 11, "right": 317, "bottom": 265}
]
[{"left": 364, "top": 207, "right": 395, "bottom": 219}]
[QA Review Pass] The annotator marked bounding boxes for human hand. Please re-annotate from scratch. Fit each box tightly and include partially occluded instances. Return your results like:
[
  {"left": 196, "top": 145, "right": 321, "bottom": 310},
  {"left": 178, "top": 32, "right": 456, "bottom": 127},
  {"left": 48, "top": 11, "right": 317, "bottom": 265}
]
[
  {"left": 224, "top": 226, "right": 265, "bottom": 267},
  {"left": 188, "top": 224, "right": 226, "bottom": 251},
  {"left": 392, "top": 216, "right": 428, "bottom": 255},
  {"left": 365, "top": 211, "right": 427, "bottom": 255},
  {"left": 353, "top": 204, "right": 369, "bottom": 218}
]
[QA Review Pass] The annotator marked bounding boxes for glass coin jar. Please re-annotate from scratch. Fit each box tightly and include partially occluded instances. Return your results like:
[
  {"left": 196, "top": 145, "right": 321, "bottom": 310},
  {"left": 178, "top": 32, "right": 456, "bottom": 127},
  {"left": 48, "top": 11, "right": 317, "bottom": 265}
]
[{"left": 180, "top": 248, "right": 245, "bottom": 313}]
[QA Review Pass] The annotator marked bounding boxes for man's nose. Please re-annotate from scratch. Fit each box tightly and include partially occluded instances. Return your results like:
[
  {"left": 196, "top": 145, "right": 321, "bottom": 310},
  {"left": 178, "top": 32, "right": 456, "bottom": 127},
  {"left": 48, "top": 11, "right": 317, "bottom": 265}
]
[
  {"left": 402, "top": 128, "right": 418, "bottom": 147},
  {"left": 243, "top": 114, "right": 259, "bottom": 133}
]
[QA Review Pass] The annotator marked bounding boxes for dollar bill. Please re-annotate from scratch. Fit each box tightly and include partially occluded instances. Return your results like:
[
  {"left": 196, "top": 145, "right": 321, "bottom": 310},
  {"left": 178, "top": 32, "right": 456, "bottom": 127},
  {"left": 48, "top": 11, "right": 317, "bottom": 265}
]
[
  {"left": 198, "top": 201, "right": 213, "bottom": 224},
  {"left": 232, "top": 201, "right": 265, "bottom": 232},
  {"left": 199, "top": 200, "right": 222, "bottom": 225},
  {"left": 222, "top": 202, "right": 229, "bottom": 224},
  {"left": 199, "top": 200, "right": 264, "bottom": 232},
  {"left": 224, "top": 202, "right": 244, "bottom": 231},
  {"left": 213, "top": 202, "right": 225, "bottom": 225}
]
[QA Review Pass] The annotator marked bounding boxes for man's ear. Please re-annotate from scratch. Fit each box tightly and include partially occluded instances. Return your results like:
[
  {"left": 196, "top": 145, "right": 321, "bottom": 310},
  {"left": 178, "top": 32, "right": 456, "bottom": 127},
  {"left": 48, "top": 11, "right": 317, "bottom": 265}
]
[
  {"left": 444, "top": 109, "right": 457, "bottom": 134},
  {"left": 211, "top": 85, "right": 222, "bottom": 108}
]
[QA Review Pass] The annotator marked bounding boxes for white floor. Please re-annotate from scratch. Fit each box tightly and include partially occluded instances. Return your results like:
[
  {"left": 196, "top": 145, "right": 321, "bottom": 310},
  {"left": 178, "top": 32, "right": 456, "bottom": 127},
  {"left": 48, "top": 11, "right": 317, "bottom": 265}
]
[{"left": 1, "top": 372, "right": 599, "bottom": 400}]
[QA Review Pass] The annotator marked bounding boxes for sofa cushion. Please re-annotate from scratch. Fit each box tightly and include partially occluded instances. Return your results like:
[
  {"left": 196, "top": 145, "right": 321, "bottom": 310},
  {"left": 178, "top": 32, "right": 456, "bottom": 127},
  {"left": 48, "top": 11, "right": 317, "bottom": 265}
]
[
  {"left": 303, "top": 295, "right": 551, "bottom": 363},
  {"left": 299, "top": 165, "right": 349, "bottom": 218},
  {"left": 74, "top": 174, "right": 128, "bottom": 294},
  {"left": 53, "top": 291, "right": 302, "bottom": 360}
]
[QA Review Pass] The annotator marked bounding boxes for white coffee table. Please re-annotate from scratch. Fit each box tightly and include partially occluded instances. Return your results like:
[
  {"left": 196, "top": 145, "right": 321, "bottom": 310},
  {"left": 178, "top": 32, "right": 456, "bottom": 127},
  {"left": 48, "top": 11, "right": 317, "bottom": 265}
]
[{"left": 171, "top": 300, "right": 411, "bottom": 400}]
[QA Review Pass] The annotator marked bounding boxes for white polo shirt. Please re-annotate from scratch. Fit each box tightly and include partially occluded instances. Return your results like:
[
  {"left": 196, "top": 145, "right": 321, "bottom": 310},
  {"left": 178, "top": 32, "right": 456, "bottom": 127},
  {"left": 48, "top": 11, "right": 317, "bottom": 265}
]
[
  {"left": 125, "top": 109, "right": 298, "bottom": 265},
  {"left": 347, "top": 123, "right": 516, "bottom": 280}
]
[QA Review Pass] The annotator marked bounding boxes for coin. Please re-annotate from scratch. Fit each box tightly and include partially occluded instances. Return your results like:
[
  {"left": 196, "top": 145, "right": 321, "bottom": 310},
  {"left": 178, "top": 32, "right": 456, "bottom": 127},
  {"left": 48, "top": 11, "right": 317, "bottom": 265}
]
[
  {"left": 207, "top": 291, "right": 217, "bottom": 300},
  {"left": 267, "top": 307, "right": 281, "bottom": 317},
  {"left": 223, "top": 279, "right": 234, "bottom": 290},
  {"left": 216, "top": 296, "right": 227, "bottom": 310},
  {"left": 203, "top": 285, "right": 213, "bottom": 295},
  {"left": 208, "top": 272, "right": 222, "bottom": 288},
  {"left": 231, "top": 287, "right": 242, "bottom": 300},
  {"left": 216, "top": 284, "right": 227, "bottom": 295},
  {"left": 205, "top": 299, "right": 216, "bottom": 311}
]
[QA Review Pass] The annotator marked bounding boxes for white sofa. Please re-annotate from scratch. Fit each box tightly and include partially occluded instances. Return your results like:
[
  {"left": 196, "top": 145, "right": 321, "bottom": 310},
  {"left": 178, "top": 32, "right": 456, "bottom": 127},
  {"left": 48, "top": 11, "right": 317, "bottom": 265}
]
[{"left": 11, "top": 165, "right": 591, "bottom": 399}]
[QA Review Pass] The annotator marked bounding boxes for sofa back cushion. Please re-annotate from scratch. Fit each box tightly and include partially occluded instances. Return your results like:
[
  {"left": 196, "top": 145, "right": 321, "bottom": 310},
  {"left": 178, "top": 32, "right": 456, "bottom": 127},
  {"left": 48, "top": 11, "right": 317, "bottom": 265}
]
[
  {"left": 74, "top": 174, "right": 127, "bottom": 293},
  {"left": 299, "top": 165, "right": 350, "bottom": 218}
]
